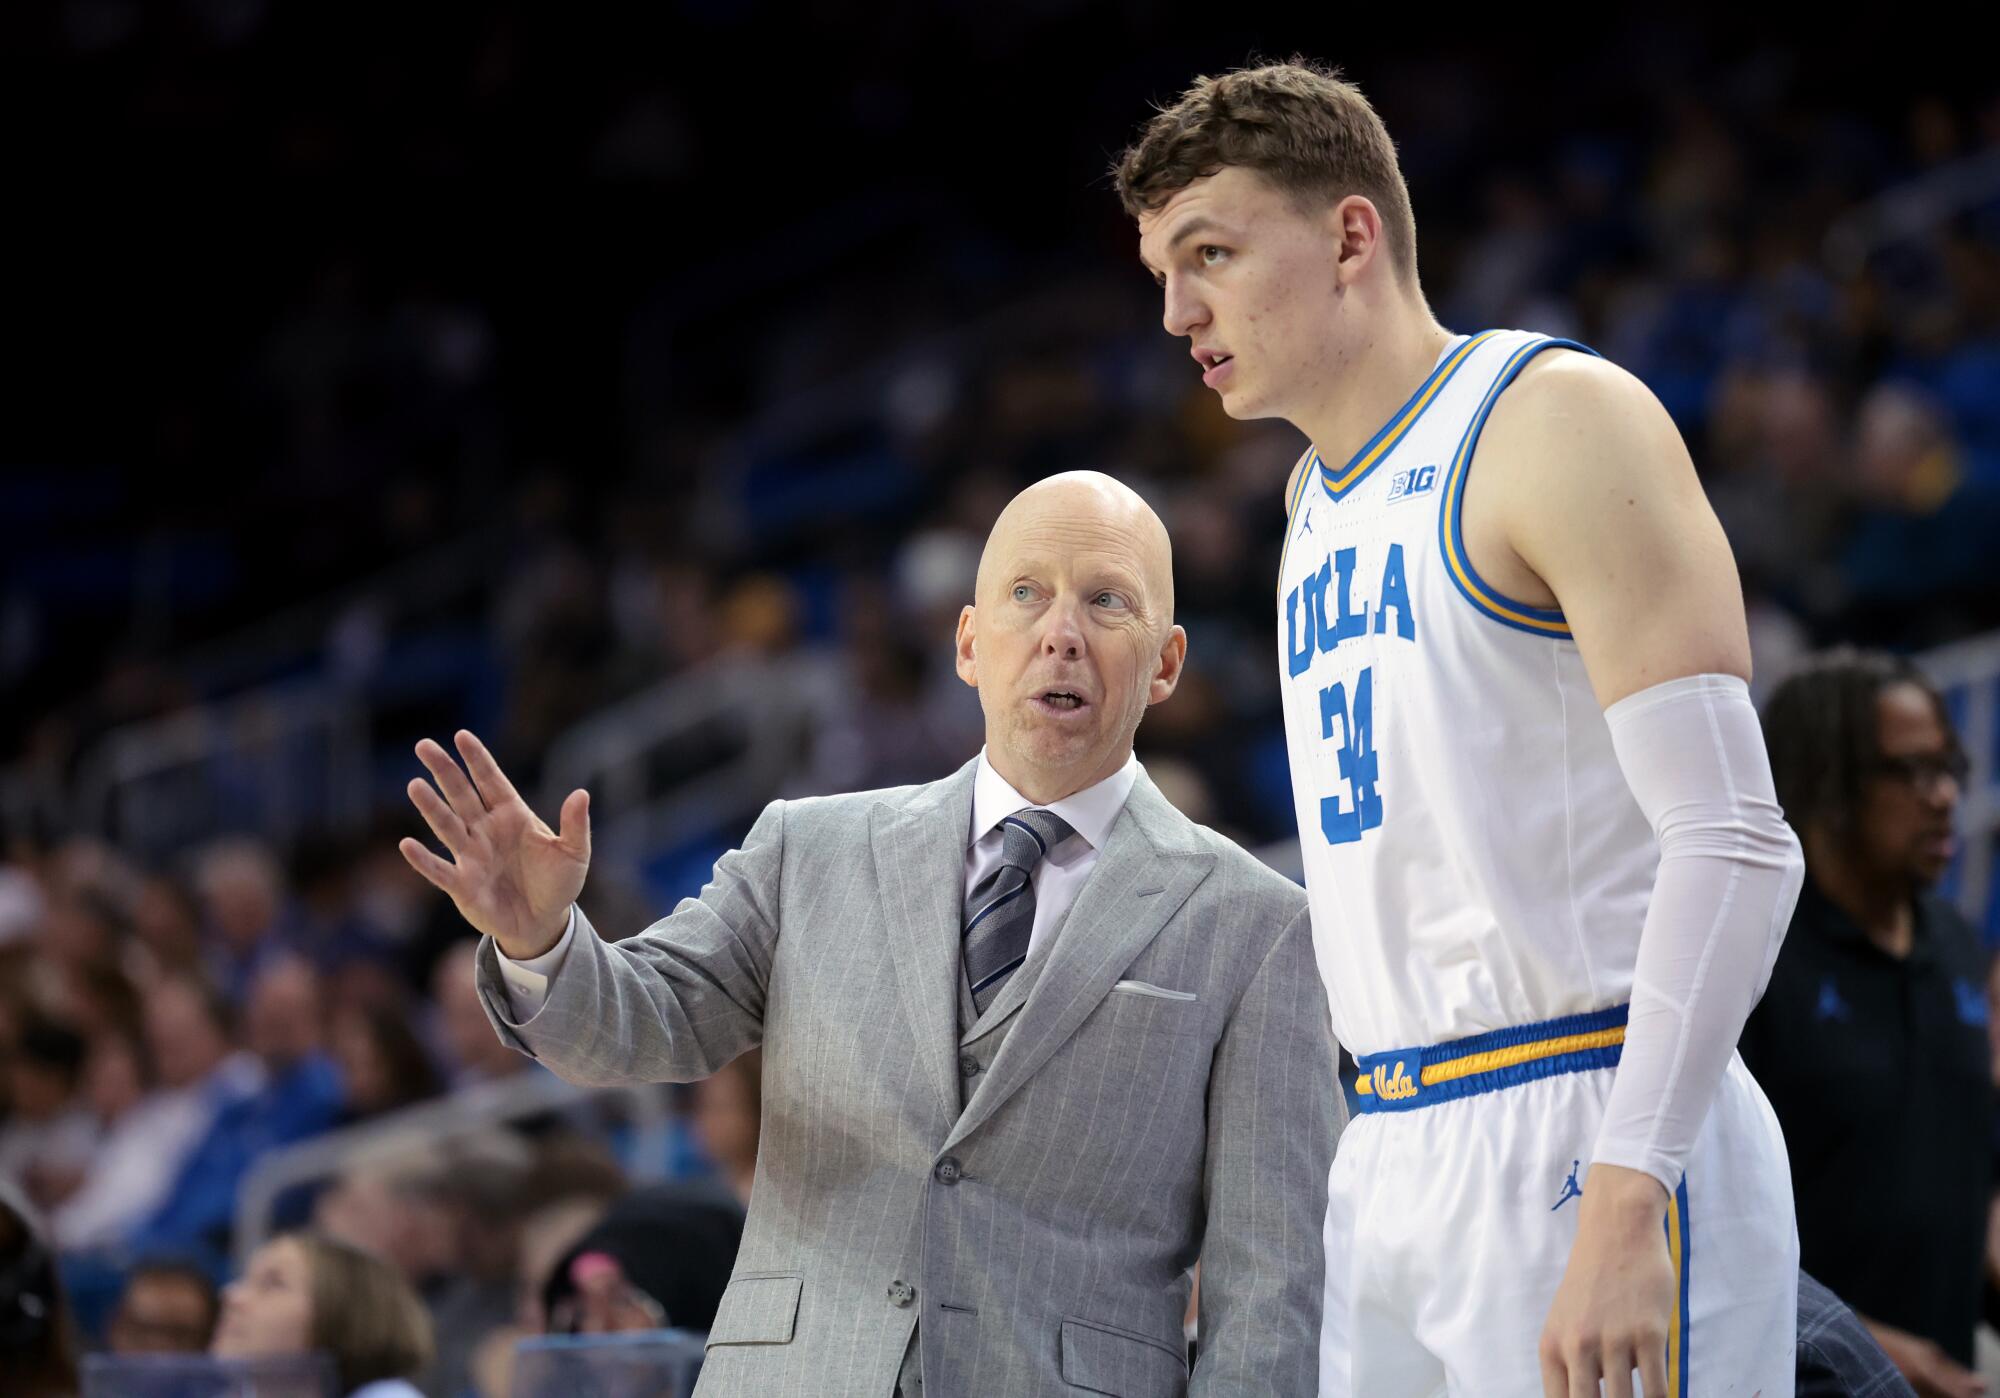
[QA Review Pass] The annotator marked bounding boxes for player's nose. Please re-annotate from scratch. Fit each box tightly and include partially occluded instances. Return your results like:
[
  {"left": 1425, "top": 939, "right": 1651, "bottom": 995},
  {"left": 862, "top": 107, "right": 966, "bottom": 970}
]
[{"left": 1161, "top": 275, "right": 1207, "bottom": 339}]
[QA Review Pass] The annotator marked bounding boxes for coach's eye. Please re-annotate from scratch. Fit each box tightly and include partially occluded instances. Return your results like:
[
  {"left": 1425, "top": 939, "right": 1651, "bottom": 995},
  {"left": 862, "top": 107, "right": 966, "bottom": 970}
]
[
  {"left": 1094, "top": 591, "right": 1129, "bottom": 610},
  {"left": 1012, "top": 585, "right": 1035, "bottom": 603}
]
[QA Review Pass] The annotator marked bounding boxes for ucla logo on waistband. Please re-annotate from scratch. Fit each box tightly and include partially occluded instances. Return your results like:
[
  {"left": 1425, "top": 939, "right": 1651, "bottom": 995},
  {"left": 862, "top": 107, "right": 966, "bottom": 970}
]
[{"left": 1369, "top": 1058, "right": 1419, "bottom": 1101}]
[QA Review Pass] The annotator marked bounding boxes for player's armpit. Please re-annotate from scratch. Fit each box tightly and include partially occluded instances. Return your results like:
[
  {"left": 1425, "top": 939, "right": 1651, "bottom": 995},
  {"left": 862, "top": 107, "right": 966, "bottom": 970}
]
[{"left": 1480, "top": 352, "right": 1751, "bottom": 709}]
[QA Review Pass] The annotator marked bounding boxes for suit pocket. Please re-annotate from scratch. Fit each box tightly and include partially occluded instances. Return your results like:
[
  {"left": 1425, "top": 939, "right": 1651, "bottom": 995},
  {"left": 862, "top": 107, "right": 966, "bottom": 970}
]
[
  {"left": 1110, "top": 980, "right": 1198, "bottom": 1002},
  {"left": 1059, "top": 1316, "right": 1188, "bottom": 1396},
  {"left": 705, "top": 1273, "right": 803, "bottom": 1347},
  {"left": 1105, "top": 985, "right": 1204, "bottom": 1037}
]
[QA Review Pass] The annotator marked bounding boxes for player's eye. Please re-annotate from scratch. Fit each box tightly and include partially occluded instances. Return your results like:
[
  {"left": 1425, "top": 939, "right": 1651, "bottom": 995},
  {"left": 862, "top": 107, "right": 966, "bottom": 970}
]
[{"left": 1199, "top": 245, "right": 1229, "bottom": 267}]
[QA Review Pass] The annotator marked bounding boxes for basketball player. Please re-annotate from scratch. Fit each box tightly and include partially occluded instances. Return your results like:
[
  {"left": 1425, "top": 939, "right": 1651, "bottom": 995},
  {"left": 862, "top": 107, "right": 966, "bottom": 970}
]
[{"left": 1118, "top": 62, "right": 1807, "bottom": 1397}]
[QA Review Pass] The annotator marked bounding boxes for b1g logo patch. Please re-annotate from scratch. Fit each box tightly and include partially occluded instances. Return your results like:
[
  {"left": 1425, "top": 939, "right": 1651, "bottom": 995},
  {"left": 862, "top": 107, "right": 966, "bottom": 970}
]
[{"left": 1385, "top": 465, "right": 1439, "bottom": 502}]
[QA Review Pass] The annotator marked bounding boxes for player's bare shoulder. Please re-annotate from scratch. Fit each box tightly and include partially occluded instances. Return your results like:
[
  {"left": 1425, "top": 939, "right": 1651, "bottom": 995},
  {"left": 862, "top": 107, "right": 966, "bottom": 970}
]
[
  {"left": 1458, "top": 348, "right": 1707, "bottom": 612},
  {"left": 1478, "top": 350, "right": 1697, "bottom": 505}
]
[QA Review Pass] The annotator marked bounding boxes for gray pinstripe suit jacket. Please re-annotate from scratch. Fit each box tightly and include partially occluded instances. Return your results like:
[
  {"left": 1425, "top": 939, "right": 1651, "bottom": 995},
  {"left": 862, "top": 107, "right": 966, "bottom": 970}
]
[{"left": 476, "top": 757, "right": 1338, "bottom": 1397}]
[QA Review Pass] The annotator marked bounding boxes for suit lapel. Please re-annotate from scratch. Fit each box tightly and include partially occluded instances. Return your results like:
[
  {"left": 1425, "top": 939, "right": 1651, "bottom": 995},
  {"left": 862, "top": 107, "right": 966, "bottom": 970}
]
[
  {"left": 872, "top": 759, "right": 979, "bottom": 1125},
  {"left": 944, "top": 774, "right": 1213, "bottom": 1152}
]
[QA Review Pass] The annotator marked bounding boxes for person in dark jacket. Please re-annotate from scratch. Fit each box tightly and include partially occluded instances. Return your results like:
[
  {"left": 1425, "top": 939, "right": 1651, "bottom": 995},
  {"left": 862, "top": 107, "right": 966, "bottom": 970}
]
[{"left": 1747, "top": 649, "right": 1991, "bottom": 1397}]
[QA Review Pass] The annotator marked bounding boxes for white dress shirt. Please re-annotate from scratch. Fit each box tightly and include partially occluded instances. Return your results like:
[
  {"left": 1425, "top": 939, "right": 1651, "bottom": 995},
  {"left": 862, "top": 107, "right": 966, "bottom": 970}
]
[{"left": 496, "top": 751, "right": 1141, "bottom": 1018}]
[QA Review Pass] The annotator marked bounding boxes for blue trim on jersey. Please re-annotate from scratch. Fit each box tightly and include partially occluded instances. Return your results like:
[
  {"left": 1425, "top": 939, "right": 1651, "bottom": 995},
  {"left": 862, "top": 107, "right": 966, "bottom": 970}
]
[
  {"left": 1351, "top": 1004, "right": 1628, "bottom": 1115},
  {"left": 1436, "top": 336, "right": 1601, "bottom": 638},
  {"left": 1314, "top": 330, "right": 1502, "bottom": 503},
  {"left": 1354, "top": 1043, "right": 1624, "bottom": 1114},
  {"left": 1673, "top": 1176, "right": 1692, "bottom": 1397},
  {"left": 1420, "top": 1003, "right": 1628, "bottom": 1066},
  {"left": 1275, "top": 455, "right": 1319, "bottom": 596}
]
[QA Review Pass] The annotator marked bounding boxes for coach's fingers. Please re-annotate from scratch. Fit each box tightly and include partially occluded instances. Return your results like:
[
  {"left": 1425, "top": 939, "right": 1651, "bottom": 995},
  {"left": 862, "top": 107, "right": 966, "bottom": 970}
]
[
  {"left": 556, "top": 788, "right": 591, "bottom": 863},
  {"left": 416, "top": 737, "right": 486, "bottom": 820},
  {"left": 398, "top": 837, "right": 459, "bottom": 896},
  {"left": 407, "top": 778, "right": 470, "bottom": 856},
  {"left": 455, "top": 729, "right": 523, "bottom": 811}
]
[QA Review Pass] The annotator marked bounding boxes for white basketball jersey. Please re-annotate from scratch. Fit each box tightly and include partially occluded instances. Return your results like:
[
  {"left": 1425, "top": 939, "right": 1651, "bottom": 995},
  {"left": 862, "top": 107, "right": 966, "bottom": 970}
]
[{"left": 1276, "top": 328, "right": 1660, "bottom": 1058}]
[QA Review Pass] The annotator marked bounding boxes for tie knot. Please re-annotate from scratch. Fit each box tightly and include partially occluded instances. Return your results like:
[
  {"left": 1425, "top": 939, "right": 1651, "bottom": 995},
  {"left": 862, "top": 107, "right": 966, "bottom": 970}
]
[{"left": 999, "top": 809, "right": 1074, "bottom": 871}]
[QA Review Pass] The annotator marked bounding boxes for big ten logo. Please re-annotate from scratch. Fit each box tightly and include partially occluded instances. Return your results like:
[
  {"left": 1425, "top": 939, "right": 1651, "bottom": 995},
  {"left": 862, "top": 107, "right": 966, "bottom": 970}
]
[{"left": 1385, "top": 464, "right": 1439, "bottom": 503}]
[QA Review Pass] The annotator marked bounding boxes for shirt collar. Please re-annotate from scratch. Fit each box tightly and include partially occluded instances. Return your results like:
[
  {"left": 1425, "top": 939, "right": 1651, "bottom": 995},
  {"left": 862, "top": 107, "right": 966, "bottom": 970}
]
[
  {"left": 1797, "top": 873, "right": 1940, "bottom": 967},
  {"left": 970, "top": 749, "right": 1139, "bottom": 854}
]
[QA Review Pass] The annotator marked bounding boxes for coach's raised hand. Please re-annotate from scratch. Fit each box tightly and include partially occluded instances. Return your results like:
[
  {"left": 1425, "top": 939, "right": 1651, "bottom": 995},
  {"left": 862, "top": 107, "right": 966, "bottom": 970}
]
[{"left": 398, "top": 730, "right": 590, "bottom": 959}]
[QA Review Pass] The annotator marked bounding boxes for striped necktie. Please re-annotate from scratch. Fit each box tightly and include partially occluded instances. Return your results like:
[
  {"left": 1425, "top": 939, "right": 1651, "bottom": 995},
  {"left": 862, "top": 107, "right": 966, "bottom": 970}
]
[{"left": 962, "top": 808, "right": 1075, "bottom": 1015}]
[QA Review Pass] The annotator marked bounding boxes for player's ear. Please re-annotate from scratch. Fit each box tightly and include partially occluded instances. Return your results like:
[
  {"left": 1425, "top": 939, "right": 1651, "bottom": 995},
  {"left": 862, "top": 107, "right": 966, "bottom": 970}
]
[
  {"left": 955, "top": 605, "right": 979, "bottom": 688},
  {"left": 1147, "top": 624, "right": 1187, "bottom": 706},
  {"left": 1330, "top": 194, "right": 1384, "bottom": 285}
]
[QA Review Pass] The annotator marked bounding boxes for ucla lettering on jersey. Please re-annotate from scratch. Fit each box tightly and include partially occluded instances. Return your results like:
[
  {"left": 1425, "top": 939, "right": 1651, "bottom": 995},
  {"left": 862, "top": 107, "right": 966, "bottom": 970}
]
[{"left": 1277, "top": 329, "right": 1661, "bottom": 1058}]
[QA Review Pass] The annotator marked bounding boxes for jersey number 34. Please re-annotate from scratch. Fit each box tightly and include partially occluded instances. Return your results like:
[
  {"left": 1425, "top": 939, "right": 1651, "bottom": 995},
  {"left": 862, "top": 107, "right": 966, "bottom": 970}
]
[{"left": 1317, "top": 666, "right": 1382, "bottom": 844}]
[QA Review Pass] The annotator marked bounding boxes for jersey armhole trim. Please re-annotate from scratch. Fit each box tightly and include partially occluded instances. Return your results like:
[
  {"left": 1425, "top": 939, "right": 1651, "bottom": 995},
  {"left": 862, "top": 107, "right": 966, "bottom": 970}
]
[
  {"left": 1437, "top": 337, "right": 1599, "bottom": 638},
  {"left": 1275, "top": 449, "right": 1319, "bottom": 590}
]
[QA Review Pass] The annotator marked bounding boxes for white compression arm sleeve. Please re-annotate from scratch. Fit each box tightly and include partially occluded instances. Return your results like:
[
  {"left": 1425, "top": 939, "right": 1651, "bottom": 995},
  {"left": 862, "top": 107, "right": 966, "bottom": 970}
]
[{"left": 1592, "top": 673, "right": 1805, "bottom": 1191}]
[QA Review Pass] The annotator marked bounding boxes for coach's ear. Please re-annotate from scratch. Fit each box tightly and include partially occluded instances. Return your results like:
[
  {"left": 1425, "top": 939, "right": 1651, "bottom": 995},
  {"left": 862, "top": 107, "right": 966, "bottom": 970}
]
[
  {"left": 955, "top": 605, "right": 979, "bottom": 688},
  {"left": 1148, "top": 624, "right": 1187, "bottom": 706}
]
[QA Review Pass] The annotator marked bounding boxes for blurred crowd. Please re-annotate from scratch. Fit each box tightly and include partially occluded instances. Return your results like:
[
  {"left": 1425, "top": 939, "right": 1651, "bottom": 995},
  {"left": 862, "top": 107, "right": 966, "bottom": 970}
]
[
  {"left": 0, "top": 823, "right": 764, "bottom": 1395},
  {"left": 1, "top": 5, "right": 1997, "bottom": 1395}
]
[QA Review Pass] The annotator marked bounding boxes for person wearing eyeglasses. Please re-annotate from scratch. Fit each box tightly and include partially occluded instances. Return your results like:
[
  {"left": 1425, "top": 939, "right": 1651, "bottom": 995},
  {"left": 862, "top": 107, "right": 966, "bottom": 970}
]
[{"left": 1747, "top": 648, "right": 1989, "bottom": 1398}]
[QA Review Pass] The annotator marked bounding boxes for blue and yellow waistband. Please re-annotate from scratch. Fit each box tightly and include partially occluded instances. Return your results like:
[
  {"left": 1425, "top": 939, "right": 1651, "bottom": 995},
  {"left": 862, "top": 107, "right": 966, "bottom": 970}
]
[{"left": 1352, "top": 1004, "right": 1628, "bottom": 1114}]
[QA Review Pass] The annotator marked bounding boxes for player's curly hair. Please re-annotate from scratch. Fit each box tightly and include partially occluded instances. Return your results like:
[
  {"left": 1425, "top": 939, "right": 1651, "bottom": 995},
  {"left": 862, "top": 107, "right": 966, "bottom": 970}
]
[
  {"left": 1113, "top": 58, "right": 1420, "bottom": 286},
  {"left": 1761, "top": 647, "right": 1955, "bottom": 837}
]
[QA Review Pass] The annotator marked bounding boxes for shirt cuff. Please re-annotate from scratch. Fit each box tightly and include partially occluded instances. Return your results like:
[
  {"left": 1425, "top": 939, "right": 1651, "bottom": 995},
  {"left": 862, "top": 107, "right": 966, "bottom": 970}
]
[{"left": 495, "top": 907, "right": 577, "bottom": 1018}]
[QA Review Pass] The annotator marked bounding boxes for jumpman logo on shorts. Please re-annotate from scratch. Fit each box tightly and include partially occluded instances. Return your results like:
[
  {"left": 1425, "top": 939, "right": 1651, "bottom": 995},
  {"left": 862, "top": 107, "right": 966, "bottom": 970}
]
[{"left": 1551, "top": 1160, "right": 1583, "bottom": 1211}]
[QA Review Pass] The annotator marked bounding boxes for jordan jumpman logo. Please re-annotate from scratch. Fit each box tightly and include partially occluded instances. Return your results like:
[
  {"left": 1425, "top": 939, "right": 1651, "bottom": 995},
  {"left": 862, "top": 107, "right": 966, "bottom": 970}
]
[{"left": 1551, "top": 1160, "right": 1583, "bottom": 1211}]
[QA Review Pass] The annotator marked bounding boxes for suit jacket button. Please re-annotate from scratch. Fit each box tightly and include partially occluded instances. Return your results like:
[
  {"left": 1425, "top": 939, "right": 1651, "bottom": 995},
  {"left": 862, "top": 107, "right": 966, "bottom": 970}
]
[
  {"left": 959, "top": 1055, "right": 981, "bottom": 1077},
  {"left": 934, "top": 1157, "right": 962, "bottom": 1185},
  {"left": 888, "top": 1280, "right": 915, "bottom": 1307}
]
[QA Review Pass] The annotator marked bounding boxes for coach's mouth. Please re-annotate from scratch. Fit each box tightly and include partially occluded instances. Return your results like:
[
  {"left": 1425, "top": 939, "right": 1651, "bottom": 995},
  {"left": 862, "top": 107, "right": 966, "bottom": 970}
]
[{"left": 1031, "top": 689, "right": 1092, "bottom": 721}]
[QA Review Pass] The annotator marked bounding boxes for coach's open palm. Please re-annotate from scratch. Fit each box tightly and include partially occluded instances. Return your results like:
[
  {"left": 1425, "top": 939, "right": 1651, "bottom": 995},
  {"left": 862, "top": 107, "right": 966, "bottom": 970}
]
[{"left": 399, "top": 730, "right": 590, "bottom": 959}]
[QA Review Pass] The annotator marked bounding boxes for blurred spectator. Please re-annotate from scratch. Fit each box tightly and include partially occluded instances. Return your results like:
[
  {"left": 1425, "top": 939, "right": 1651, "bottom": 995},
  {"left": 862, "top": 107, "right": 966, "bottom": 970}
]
[
  {"left": 689, "top": 1048, "right": 760, "bottom": 1206},
  {"left": 194, "top": 839, "right": 293, "bottom": 1003},
  {"left": 49, "top": 1021, "right": 207, "bottom": 1251},
  {"left": 431, "top": 939, "right": 533, "bottom": 1086},
  {"left": 1838, "top": 384, "right": 2000, "bottom": 646},
  {"left": 313, "top": 1146, "right": 457, "bottom": 1290},
  {"left": 314, "top": 1130, "right": 544, "bottom": 1397},
  {"left": 128, "top": 957, "right": 343, "bottom": 1264},
  {"left": 128, "top": 874, "right": 205, "bottom": 979},
  {"left": 541, "top": 1184, "right": 744, "bottom": 1336},
  {"left": 1745, "top": 649, "right": 1990, "bottom": 1392},
  {"left": 212, "top": 1231, "right": 432, "bottom": 1398},
  {"left": 0, "top": 1017, "right": 95, "bottom": 1209},
  {"left": 0, "top": 1179, "right": 81, "bottom": 1398},
  {"left": 105, "top": 1259, "right": 219, "bottom": 1355},
  {"left": 52, "top": 974, "right": 257, "bottom": 1254},
  {"left": 328, "top": 1000, "right": 442, "bottom": 1124}
]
